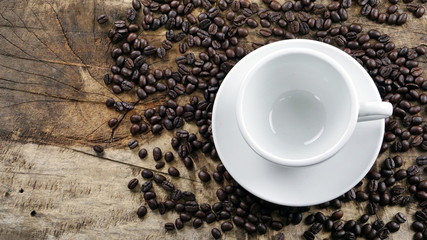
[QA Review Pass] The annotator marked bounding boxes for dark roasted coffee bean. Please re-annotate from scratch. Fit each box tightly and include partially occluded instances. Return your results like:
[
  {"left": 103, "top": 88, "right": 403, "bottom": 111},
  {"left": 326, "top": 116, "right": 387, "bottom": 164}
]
[
  {"left": 131, "top": 0, "right": 142, "bottom": 10},
  {"left": 128, "top": 178, "right": 139, "bottom": 190},
  {"left": 93, "top": 145, "right": 104, "bottom": 154},
  {"left": 259, "top": 28, "right": 272, "bottom": 37},
  {"left": 165, "top": 222, "right": 175, "bottom": 230},
  {"left": 367, "top": 202, "right": 378, "bottom": 215},
  {"left": 270, "top": 220, "right": 283, "bottom": 230},
  {"left": 412, "top": 221, "right": 425, "bottom": 232},
  {"left": 386, "top": 221, "right": 400, "bottom": 232},
  {"left": 153, "top": 174, "right": 166, "bottom": 184},
  {"left": 97, "top": 14, "right": 108, "bottom": 24},
  {"left": 303, "top": 230, "right": 315, "bottom": 240},
  {"left": 395, "top": 212, "right": 406, "bottom": 223},
  {"left": 198, "top": 170, "right": 211, "bottom": 182},
  {"left": 153, "top": 147, "right": 162, "bottom": 161},
  {"left": 408, "top": 165, "right": 421, "bottom": 176},
  {"left": 168, "top": 167, "right": 180, "bottom": 177},
  {"left": 359, "top": 214, "right": 369, "bottom": 224},
  {"left": 141, "top": 169, "right": 153, "bottom": 179},
  {"left": 211, "top": 228, "right": 221, "bottom": 239},
  {"left": 192, "top": 218, "right": 203, "bottom": 228},
  {"left": 161, "top": 180, "right": 174, "bottom": 192},
  {"left": 147, "top": 199, "right": 158, "bottom": 210},
  {"left": 221, "top": 221, "right": 233, "bottom": 231},
  {"left": 141, "top": 181, "right": 153, "bottom": 193},
  {"left": 137, "top": 205, "right": 147, "bottom": 217}
]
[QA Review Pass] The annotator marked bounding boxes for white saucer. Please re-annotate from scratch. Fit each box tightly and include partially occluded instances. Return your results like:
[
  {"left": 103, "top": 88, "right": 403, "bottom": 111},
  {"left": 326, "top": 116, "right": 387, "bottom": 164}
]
[{"left": 212, "top": 39, "right": 384, "bottom": 206}]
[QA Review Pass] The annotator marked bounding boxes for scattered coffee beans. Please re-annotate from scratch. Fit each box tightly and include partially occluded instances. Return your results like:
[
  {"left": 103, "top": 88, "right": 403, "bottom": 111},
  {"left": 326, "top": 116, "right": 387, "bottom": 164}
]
[{"left": 96, "top": 0, "right": 427, "bottom": 238}]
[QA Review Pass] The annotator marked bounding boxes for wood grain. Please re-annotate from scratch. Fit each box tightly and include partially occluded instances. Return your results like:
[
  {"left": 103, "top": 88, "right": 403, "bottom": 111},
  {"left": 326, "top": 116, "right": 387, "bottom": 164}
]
[{"left": 0, "top": 0, "right": 426, "bottom": 239}]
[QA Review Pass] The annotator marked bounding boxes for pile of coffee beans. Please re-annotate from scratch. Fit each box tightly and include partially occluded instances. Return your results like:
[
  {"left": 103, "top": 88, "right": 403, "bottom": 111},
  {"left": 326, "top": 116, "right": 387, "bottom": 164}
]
[{"left": 95, "top": 0, "right": 427, "bottom": 238}]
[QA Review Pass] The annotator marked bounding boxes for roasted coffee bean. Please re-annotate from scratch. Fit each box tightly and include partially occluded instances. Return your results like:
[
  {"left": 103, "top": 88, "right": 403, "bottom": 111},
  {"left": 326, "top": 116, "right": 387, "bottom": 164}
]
[
  {"left": 303, "top": 230, "right": 315, "bottom": 240},
  {"left": 211, "top": 228, "right": 221, "bottom": 239},
  {"left": 128, "top": 178, "right": 139, "bottom": 189},
  {"left": 221, "top": 221, "right": 233, "bottom": 231},
  {"left": 152, "top": 147, "right": 162, "bottom": 161},
  {"left": 164, "top": 222, "right": 175, "bottom": 230},
  {"left": 192, "top": 218, "right": 203, "bottom": 228},
  {"left": 93, "top": 145, "right": 104, "bottom": 154},
  {"left": 272, "top": 232, "right": 284, "bottom": 240},
  {"left": 153, "top": 174, "right": 166, "bottom": 184},
  {"left": 415, "top": 7, "right": 425, "bottom": 18},
  {"left": 367, "top": 202, "right": 378, "bottom": 215},
  {"left": 270, "top": 220, "right": 283, "bottom": 230},
  {"left": 198, "top": 170, "right": 211, "bottom": 182},
  {"left": 141, "top": 169, "right": 153, "bottom": 179},
  {"left": 414, "top": 223, "right": 426, "bottom": 236},
  {"left": 132, "top": 0, "right": 142, "bottom": 10},
  {"left": 161, "top": 180, "right": 175, "bottom": 192},
  {"left": 147, "top": 199, "right": 158, "bottom": 210},
  {"left": 408, "top": 165, "right": 421, "bottom": 176},
  {"left": 259, "top": 28, "right": 272, "bottom": 37},
  {"left": 97, "top": 14, "right": 108, "bottom": 24},
  {"left": 392, "top": 213, "right": 406, "bottom": 225},
  {"left": 183, "top": 157, "right": 194, "bottom": 169},
  {"left": 168, "top": 167, "right": 180, "bottom": 177},
  {"left": 141, "top": 181, "right": 153, "bottom": 193},
  {"left": 137, "top": 205, "right": 147, "bottom": 217}
]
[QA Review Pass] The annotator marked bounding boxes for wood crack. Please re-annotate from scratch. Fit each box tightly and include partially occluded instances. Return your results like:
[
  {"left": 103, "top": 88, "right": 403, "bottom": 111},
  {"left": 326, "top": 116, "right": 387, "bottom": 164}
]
[
  {"left": 0, "top": 51, "right": 108, "bottom": 69},
  {"left": 0, "top": 62, "right": 113, "bottom": 99},
  {"left": 61, "top": 146, "right": 201, "bottom": 183},
  {"left": 0, "top": 170, "right": 65, "bottom": 177},
  {"left": 0, "top": 86, "right": 104, "bottom": 106},
  {"left": 15, "top": 8, "right": 79, "bottom": 78}
]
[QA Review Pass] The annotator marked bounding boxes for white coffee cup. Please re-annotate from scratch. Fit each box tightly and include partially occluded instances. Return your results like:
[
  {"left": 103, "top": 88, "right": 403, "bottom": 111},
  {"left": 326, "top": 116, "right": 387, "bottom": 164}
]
[{"left": 236, "top": 47, "right": 392, "bottom": 167}]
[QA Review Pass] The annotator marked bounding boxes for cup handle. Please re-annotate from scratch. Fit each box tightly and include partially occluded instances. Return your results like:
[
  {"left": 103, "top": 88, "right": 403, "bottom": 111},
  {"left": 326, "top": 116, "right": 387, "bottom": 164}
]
[{"left": 358, "top": 102, "right": 393, "bottom": 122}]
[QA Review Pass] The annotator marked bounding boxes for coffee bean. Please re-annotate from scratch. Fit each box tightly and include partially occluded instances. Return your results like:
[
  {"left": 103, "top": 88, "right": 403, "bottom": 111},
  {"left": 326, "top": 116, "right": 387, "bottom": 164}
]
[
  {"left": 244, "top": 222, "right": 256, "bottom": 233},
  {"left": 193, "top": 218, "right": 203, "bottom": 228},
  {"left": 141, "top": 169, "right": 153, "bottom": 179},
  {"left": 259, "top": 28, "right": 272, "bottom": 37},
  {"left": 136, "top": 148, "right": 148, "bottom": 160},
  {"left": 183, "top": 157, "right": 194, "bottom": 169},
  {"left": 367, "top": 202, "right": 378, "bottom": 215},
  {"left": 412, "top": 221, "right": 425, "bottom": 231},
  {"left": 97, "top": 14, "right": 108, "bottom": 24},
  {"left": 155, "top": 161, "right": 165, "bottom": 169},
  {"left": 165, "top": 222, "right": 175, "bottom": 230},
  {"left": 147, "top": 198, "right": 158, "bottom": 210},
  {"left": 198, "top": 170, "right": 211, "bottom": 182},
  {"left": 303, "top": 230, "right": 315, "bottom": 240},
  {"left": 128, "top": 140, "right": 138, "bottom": 149},
  {"left": 153, "top": 174, "right": 166, "bottom": 184},
  {"left": 132, "top": 0, "right": 142, "bottom": 10},
  {"left": 221, "top": 221, "right": 233, "bottom": 231},
  {"left": 93, "top": 145, "right": 104, "bottom": 154},
  {"left": 161, "top": 181, "right": 175, "bottom": 192},
  {"left": 141, "top": 181, "right": 153, "bottom": 193},
  {"left": 408, "top": 165, "right": 421, "bottom": 176},
  {"left": 137, "top": 206, "right": 147, "bottom": 217},
  {"left": 152, "top": 147, "right": 162, "bottom": 161},
  {"left": 395, "top": 212, "right": 407, "bottom": 223},
  {"left": 168, "top": 167, "right": 180, "bottom": 177},
  {"left": 211, "top": 228, "right": 221, "bottom": 239},
  {"left": 127, "top": 178, "right": 139, "bottom": 190}
]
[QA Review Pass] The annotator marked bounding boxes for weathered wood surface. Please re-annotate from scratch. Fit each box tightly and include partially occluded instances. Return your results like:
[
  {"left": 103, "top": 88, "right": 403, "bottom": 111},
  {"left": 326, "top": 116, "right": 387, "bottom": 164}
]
[{"left": 0, "top": 0, "right": 427, "bottom": 239}]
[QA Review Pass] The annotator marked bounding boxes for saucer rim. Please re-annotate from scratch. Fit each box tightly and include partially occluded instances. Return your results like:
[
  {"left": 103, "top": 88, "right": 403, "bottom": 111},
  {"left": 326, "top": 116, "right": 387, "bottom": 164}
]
[{"left": 212, "top": 39, "right": 384, "bottom": 206}]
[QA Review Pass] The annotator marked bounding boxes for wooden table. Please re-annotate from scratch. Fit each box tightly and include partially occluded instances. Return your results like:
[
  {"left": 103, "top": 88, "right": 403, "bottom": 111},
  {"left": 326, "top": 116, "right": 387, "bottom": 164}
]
[{"left": 1, "top": 0, "right": 426, "bottom": 239}]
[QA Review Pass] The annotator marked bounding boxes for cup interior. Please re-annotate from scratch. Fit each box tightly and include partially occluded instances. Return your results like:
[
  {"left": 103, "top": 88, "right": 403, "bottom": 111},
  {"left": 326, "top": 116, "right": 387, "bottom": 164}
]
[{"left": 238, "top": 48, "right": 356, "bottom": 166}]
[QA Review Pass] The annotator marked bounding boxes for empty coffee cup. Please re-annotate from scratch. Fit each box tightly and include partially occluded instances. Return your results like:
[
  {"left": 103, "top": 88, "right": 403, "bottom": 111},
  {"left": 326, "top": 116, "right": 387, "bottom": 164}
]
[{"left": 236, "top": 48, "right": 392, "bottom": 167}]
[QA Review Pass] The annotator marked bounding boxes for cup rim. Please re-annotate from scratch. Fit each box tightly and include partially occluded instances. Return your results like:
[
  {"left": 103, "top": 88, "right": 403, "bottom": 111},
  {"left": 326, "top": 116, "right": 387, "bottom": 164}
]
[{"left": 235, "top": 47, "right": 359, "bottom": 167}]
